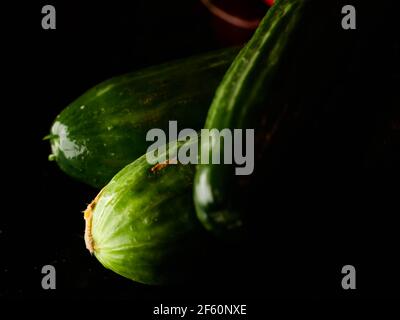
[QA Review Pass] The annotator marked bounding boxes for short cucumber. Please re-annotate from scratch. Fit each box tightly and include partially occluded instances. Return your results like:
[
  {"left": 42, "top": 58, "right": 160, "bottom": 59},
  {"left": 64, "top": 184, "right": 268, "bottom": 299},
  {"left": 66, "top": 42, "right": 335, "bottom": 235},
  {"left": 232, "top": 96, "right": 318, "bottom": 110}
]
[
  {"left": 84, "top": 136, "right": 204, "bottom": 285},
  {"left": 47, "top": 47, "right": 239, "bottom": 188}
]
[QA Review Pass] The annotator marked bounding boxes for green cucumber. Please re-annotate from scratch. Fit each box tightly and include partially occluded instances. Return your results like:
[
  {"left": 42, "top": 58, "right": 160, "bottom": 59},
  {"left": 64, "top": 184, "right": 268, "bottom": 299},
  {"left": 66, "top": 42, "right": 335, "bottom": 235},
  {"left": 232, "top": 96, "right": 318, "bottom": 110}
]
[
  {"left": 193, "top": 0, "right": 344, "bottom": 239},
  {"left": 194, "top": 0, "right": 308, "bottom": 239},
  {"left": 47, "top": 47, "right": 239, "bottom": 188},
  {"left": 84, "top": 136, "right": 203, "bottom": 285}
]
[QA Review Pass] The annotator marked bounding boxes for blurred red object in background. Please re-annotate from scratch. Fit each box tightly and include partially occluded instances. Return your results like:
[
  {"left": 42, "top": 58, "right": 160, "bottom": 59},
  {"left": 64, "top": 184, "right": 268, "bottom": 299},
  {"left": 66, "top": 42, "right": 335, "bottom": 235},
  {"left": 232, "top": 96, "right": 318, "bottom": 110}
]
[
  {"left": 264, "top": 0, "right": 275, "bottom": 6},
  {"left": 200, "top": 0, "right": 269, "bottom": 46}
]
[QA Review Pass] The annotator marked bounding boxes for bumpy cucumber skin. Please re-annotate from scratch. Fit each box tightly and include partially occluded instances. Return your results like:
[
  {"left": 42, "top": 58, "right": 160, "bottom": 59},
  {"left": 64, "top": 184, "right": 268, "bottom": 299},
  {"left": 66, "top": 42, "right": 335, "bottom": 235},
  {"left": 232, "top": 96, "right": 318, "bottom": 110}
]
[
  {"left": 193, "top": 0, "right": 308, "bottom": 238},
  {"left": 86, "top": 138, "right": 202, "bottom": 285},
  {"left": 49, "top": 48, "right": 239, "bottom": 188}
]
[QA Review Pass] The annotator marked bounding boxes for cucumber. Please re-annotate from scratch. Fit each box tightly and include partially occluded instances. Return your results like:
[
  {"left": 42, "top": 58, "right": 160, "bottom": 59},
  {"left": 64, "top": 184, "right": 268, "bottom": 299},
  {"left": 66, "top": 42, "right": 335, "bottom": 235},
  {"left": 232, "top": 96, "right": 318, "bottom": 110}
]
[
  {"left": 193, "top": 0, "right": 347, "bottom": 239},
  {"left": 47, "top": 47, "right": 239, "bottom": 188},
  {"left": 84, "top": 136, "right": 204, "bottom": 285},
  {"left": 194, "top": 0, "right": 308, "bottom": 239}
]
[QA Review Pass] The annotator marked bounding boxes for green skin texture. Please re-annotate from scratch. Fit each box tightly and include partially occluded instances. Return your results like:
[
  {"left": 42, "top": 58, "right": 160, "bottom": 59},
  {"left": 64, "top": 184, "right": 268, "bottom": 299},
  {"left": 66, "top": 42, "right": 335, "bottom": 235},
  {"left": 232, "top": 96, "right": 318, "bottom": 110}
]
[
  {"left": 193, "top": 0, "right": 310, "bottom": 238},
  {"left": 89, "top": 137, "right": 202, "bottom": 285},
  {"left": 48, "top": 47, "right": 239, "bottom": 188}
]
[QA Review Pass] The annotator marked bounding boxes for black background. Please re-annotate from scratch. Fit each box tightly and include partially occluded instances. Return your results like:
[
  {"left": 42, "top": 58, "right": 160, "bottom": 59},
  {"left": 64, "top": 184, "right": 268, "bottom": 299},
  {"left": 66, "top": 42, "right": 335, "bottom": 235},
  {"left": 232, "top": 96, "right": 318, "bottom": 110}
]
[{"left": 1, "top": 0, "right": 399, "bottom": 308}]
